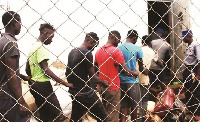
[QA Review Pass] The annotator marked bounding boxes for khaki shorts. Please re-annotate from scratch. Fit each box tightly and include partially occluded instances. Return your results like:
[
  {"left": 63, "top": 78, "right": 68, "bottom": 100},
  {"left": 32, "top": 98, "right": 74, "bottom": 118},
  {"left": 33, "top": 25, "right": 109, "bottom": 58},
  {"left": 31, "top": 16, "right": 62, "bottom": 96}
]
[{"left": 97, "top": 86, "right": 121, "bottom": 122}]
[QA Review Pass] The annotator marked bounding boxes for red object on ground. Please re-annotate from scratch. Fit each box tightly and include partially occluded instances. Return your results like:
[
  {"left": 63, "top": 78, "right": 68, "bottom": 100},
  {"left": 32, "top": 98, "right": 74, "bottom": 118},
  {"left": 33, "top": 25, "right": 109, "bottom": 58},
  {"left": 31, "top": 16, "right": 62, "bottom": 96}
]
[
  {"left": 195, "top": 115, "right": 200, "bottom": 120},
  {"left": 154, "top": 87, "right": 175, "bottom": 117}
]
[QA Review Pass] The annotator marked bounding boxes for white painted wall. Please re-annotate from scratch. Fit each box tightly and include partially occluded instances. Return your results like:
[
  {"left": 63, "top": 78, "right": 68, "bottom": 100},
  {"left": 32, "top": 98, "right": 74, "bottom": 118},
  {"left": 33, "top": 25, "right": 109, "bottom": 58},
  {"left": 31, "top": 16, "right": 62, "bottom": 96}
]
[
  {"left": 1, "top": 0, "right": 200, "bottom": 74},
  {"left": 1, "top": 0, "right": 149, "bottom": 74}
]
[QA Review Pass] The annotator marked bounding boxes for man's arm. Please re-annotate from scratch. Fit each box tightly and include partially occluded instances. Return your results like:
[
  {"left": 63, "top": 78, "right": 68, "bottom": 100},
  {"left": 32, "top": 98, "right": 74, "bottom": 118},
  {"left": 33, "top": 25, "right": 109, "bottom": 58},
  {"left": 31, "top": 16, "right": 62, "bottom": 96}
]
[
  {"left": 25, "top": 61, "right": 31, "bottom": 76},
  {"left": 138, "top": 58, "right": 148, "bottom": 75},
  {"left": 88, "top": 65, "right": 109, "bottom": 87},
  {"left": 195, "top": 45, "right": 200, "bottom": 80},
  {"left": 120, "top": 62, "right": 139, "bottom": 76},
  {"left": 40, "top": 59, "right": 73, "bottom": 88},
  {"left": 20, "top": 74, "right": 31, "bottom": 82},
  {"left": 6, "top": 56, "right": 30, "bottom": 117},
  {"left": 196, "top": 62, "right": 200, "bottom": 80},
  {"left": 94, "top": 62, "right": 99, "bottom": 74},
  {"left": 19, "top": 61, "right": 32, "bottom": 85}
]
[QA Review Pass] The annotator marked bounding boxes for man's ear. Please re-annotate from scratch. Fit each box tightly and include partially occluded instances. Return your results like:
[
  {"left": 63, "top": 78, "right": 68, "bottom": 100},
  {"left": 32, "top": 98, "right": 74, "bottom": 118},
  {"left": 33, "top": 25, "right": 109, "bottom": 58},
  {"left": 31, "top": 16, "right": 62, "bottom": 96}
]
[
  {"left": 12, "top": 19, "right": 17, "bottom": 27},
  {"left": 42, "top": 29, "right": 48, "bottom": 35},
  {"left": 44, "top": 31, "right": 48, "bottom": 35},
  {"left": 110, "top": 35, "right": 115, "bottom": 40},
  {"left": 85, "top": 38, "right": 91, "bottom": 42},
  {"left": 134, "top": 37, "right": 138, "bottom": 41}
]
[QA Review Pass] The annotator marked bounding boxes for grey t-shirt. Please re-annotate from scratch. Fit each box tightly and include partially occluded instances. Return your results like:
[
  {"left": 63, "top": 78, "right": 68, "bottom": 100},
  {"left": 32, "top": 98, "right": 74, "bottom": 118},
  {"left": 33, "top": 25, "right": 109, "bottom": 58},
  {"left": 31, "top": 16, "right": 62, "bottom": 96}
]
[
  {"left": 150, "top": 38, "right": 171, "bottom": 70},
  {"left": 0, "top": 33, "right": 20, "bottom": 99}
]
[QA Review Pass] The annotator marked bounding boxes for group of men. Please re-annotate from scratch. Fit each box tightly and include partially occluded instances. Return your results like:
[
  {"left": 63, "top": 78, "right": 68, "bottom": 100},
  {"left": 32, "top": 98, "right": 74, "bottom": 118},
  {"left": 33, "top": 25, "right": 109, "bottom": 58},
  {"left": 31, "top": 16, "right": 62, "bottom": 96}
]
[
  {"left": 66, "top": 30, "right": 143, "bottom": 122},
  {"left": 0, "top": 10, "right": 200, "bottom": 122}
]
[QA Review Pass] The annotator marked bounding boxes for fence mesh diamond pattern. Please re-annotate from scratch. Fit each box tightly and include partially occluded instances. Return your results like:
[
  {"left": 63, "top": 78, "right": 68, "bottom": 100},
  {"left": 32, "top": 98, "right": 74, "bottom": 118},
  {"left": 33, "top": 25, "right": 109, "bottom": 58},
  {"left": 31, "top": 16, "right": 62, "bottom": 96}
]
[{"left": 0, "top": 0, "right": 200, "bottom": 121}]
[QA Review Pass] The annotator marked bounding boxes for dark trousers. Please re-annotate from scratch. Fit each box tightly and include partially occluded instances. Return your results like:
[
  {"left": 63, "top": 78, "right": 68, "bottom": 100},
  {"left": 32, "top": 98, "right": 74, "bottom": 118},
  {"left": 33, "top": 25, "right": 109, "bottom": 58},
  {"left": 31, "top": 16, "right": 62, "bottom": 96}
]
[
  {"left": 183, "top": 66, "right": 200, "bottom": 116},
  {"left": 139, "top": 85, "right": 149, "bottom": 122},
  {"left": 0, "top": 97, "right": 29, "bottom": 122},
  {"left": 70, "top": 90, "right": 108, "bottom": 122},
  {"left": 30, "top": 81, "right": 63, "bottom": 122}
]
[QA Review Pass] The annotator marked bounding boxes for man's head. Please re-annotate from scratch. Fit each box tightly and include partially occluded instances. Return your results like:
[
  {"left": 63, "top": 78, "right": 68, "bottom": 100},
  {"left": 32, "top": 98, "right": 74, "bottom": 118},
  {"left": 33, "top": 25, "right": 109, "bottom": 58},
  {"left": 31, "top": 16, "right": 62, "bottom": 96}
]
[
  {"left": 39, "top": 23, "right": 55, "bottom": 45},
  {"left": 2, "top": 11, "right": 21, "bottom": 35},
  {"left": 182, "top": 30, "right": 193, "bottom": 44},
  {"left": 161, "top": 31, "right": 169, "bottom": 39},
  {"left": 156, "top": 28, "right": 164, "bottom": 37},
  {"left": 84, "top": 32, "right": 99, "bottom": 51},
  {"left": 142, "top": 35, "right": 152, "bottom": 46},
  {"left": 108, "top": 30, "right": 121, "bottom": 47},
  {"left": 127, "top": 29, "right": 138, "bottom": 44}
]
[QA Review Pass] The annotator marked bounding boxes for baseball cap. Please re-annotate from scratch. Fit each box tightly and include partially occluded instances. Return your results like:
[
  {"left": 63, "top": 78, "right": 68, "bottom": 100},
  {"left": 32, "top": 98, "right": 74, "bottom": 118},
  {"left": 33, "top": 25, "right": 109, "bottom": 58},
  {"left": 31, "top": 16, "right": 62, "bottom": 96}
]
[
  {"left": 157, "top": 28, "right": 164, "bottom": 35},
  {"left": 181, "top": 30, "right": 193, "bottom": 37}
]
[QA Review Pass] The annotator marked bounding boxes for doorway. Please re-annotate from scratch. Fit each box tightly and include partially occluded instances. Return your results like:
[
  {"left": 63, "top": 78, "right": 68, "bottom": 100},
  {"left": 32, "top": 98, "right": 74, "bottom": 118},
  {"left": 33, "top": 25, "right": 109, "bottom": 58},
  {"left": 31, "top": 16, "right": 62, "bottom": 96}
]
[{"left": 148, "top": 1, "right": 172, "bottom": 79}]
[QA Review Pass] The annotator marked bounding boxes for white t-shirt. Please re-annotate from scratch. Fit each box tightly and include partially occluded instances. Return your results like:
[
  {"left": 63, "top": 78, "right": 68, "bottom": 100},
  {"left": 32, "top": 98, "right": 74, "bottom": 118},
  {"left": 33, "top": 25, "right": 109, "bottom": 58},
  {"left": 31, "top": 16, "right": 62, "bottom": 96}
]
[{"left": 137, "top": 46, "right": 158, "bottom": 85}]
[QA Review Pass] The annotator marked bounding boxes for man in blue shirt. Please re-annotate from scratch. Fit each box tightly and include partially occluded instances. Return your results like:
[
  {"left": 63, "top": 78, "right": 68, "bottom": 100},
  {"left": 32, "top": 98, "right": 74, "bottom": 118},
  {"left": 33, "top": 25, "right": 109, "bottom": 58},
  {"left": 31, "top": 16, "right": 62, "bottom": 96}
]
[{"left": 119, "top": 30, "right": 147, "bottom": 122}]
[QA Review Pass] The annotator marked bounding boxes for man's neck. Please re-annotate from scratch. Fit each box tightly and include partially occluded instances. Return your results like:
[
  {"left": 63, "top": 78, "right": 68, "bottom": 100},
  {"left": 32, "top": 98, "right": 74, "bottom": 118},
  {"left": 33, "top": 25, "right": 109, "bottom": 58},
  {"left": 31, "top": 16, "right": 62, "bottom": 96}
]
[
  {"left": 126, "top": 38, "right": 136, "bottom": 44},
  {"left": 5, "top": 29, "right": 15, "bottom": 37},
  {"left": 126, "top": 38, "right": 132, "bottom": 43},
  {"left": 38, "top": 36, "right": 45, "bottom": 43},
  {"left": 79, "top": 43, "right": 87, "bottom": 49},
  {"left": 188, "top": 40, "right": 193, "bottom": 45},
  {"left": 105, "top": 41, "right": 113, "bottom": 47}
]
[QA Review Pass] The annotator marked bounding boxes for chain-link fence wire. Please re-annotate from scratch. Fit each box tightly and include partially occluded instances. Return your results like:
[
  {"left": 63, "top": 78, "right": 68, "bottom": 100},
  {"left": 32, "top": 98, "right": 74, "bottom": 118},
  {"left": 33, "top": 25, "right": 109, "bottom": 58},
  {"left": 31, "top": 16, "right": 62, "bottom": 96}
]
[{"left": 0, "top": 0, "right": 200, "bottom": 121}]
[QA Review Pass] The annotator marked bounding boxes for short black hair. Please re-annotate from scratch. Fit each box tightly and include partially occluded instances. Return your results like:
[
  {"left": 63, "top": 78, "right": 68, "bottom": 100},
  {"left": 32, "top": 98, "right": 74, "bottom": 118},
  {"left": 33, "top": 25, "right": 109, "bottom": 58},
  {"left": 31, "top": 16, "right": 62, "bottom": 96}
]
[
  {"left": 2, "top": 11, "right": 20, "bottom": 27},
  {"left": 127, "top": 29, "right": 138, "bottom": 38},
  {"left": 109, "top": 30, "right": 121, "bottom": 40},
  {"left": 142, "top": 35, "right": 152, "bottom": 45},
  {"left": 39, "top": 23, "right": 55, "bottom": 33},
  {"left": 85, "top": 32, "right": 99, "bottom": 41}
]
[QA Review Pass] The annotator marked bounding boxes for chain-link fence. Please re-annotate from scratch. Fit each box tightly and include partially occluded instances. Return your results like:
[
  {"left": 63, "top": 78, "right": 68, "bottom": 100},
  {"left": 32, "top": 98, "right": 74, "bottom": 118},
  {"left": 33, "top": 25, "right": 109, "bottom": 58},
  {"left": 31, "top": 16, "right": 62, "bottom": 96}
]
[{"left": 0, "top": 0, "right": 200, "bottom": 121}]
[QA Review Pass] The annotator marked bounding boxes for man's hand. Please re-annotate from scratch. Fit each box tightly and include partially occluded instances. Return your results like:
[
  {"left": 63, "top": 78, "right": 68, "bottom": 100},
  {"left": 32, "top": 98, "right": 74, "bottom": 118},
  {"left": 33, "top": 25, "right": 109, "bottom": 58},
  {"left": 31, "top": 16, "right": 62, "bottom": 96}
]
[
  {"left": 20, "top": 74, "right": 31, "bottom": 81},
  {"left": 195, "top": 74, "right": 200, "bottom": 81},
  {"left": 195, "top": 63, "right": 200, "bottom": 82},
  {"left": 156, "top": 60, "right": 164, "bottom": 68},
  {"left": 131, "top": 70, "right": 139, "bottom": 76},
  {"left": 19, "top": 98, "right": 30, "bottom": 117},
  {"left": 102, "top": 80, "right": 109, "bottom": 87},
  {"left": 142, "top": 69, "right": 149, "bottom": 76},
  {"left": 63, "top": 82, "right": 74, "bottom": 88}
]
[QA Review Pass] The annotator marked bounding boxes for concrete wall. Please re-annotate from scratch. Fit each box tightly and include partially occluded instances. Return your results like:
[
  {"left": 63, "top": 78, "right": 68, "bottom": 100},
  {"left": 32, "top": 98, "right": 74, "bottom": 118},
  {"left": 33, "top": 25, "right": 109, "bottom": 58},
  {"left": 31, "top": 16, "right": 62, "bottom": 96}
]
[{"left": 171, "top": 0, "right": 199, "bottom": 80}]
